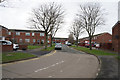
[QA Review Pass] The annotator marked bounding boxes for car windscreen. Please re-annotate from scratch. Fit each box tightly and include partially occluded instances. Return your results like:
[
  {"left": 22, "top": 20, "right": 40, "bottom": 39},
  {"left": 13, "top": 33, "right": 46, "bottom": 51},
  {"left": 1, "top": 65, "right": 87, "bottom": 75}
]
[{"left": 56, "top": 43, "right": 62, "bottom": 46}]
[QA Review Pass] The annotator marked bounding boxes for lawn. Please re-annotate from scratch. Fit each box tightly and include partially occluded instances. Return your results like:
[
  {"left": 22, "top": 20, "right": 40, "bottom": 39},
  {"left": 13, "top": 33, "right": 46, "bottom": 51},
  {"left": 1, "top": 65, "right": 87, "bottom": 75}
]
[
  {"left": 2, "top": 52, "right": 37, "bottom": 63},
  {"left": 71, "top": 45, "right": 117, "bottom": 56},
  {"left": 28, "top": 45, "right": 42, "bottom": 49},
  {"left": 117, "top": 56, "right": 120, "bottom": 60},
  {"left": 41, "top": 45, "right": 55, "bottom": 51}
]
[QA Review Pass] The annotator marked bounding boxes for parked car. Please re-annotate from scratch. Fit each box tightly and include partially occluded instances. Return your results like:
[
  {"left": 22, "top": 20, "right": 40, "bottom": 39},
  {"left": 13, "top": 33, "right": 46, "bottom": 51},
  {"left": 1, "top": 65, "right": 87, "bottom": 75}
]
[
  {"left": 13, "top": 43, "right": 19, "bottom": 50},
  {"left": 0, "top": 40, "right": 12, "bottom": 45},
  {"left": 55, "top": 43, "right": 62, "bottom": 50},
  {"left": 0, "top": 40, "right": 19, "bottom": 50},
  {"left": 67, "top": 43, "right": 72, "bottom": 46}
]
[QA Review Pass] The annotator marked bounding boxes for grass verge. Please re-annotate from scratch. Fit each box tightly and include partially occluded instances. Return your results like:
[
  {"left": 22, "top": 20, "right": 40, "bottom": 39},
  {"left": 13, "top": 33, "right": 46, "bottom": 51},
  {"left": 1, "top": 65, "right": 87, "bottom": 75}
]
[
  {"left": 116, "top": 56, "right": 120, "bottom": 60},
  {"left": 2, "top": 52, "right": 37, "bottom": 63},
  {"left": 28, "top": 45, "right": 42, "bottom": 49},
  {"left": 41, "top": 45, "right": 55, "bottom": 51},
  {"left": 71, "top": 45, "right": 117, "bottom": 56}
]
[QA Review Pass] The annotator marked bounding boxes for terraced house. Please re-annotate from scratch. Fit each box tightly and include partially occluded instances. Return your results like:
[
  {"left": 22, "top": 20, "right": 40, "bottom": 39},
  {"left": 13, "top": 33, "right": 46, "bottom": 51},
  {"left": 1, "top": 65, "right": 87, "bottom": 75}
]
[{"left": 0, "top": 25, "right": 51, "bottom": 45}]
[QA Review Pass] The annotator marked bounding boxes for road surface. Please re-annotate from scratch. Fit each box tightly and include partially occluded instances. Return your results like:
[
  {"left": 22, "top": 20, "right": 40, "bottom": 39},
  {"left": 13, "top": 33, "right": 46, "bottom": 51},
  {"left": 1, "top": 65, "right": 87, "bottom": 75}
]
[{"left": 2, "top": 45, "right": 99, "bottom": 78}]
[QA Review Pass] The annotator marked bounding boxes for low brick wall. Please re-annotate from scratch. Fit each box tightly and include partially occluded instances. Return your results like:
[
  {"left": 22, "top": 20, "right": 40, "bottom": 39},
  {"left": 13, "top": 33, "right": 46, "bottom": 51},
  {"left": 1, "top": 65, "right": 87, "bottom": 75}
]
[
  {"left": 2, "top": 45, "right": 13, "bottom": 52},
  {"left": 100, "top": 43, "right": 112, "bottom": 51},
  {"left": 19, "top": 45, "right": 28, "bottom": 50}
]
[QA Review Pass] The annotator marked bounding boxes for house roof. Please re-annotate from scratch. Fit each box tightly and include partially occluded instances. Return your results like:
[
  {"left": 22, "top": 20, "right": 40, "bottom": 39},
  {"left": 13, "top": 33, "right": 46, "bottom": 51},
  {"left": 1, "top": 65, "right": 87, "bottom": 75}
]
[
  {"left": 79, "top": 32, "right": 111, "bottom": 40},
  {"left": 0, "top": 25, "right": 8, "bottom": 30},
  {"left": 8, "top": 29, "right": 45, "bottom": 33},
  {"left": 0, "top": 25, "right": 45, "bottom": 32},
  {"left": 53, "top": 37, "right": 68, "bottom": 40},
  {"left": 112, "top": 21, "right": 120, "bottom": 29}
]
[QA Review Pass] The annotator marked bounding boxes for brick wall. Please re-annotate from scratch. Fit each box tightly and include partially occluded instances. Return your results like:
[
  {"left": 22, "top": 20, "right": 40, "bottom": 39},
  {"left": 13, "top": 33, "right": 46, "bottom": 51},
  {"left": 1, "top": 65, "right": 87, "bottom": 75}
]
[
  {"left": 2, "top": 45, "right": 13, "bottom": 52},
  {"left": 100, "top": 43, "right": 112, "bottom": 51},
  {"left": 112, "top": 21, "right": 120, "bottom": 53},
  {"left": 94, "top": 33, "right": 112, "bottom": 44},
  {"left": 6, "top": 30, "right": 51, "bottom": 45}
]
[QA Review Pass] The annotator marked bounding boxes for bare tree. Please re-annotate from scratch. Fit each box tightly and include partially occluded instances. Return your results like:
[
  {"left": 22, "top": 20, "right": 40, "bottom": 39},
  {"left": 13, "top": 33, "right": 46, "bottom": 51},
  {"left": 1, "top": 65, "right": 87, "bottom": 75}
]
[
  {"left": 50, "top": 17, "right": 64, "bottom": 47},
  {"left": 70, "top": 18, "right": 84, "bottom": 47},
  {"left": 29, "top": 2, "right": 64, "bottom": 49},
  {"left": 77, "top": 3, "right": 105, "bottom": 50},
  {"left": 0, "top": 0, "right": 5, "bottom": 3}
]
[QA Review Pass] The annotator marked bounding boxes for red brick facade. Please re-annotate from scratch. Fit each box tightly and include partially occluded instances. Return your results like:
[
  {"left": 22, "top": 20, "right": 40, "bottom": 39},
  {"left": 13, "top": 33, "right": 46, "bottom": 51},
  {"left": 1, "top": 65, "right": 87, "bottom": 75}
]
[
  {"left": 0, "top": 25, "right": 8, "bottom": 40},
  {"left": 53, "top": 37, "right": 68, "bottom": 44},
  {"left": 79, "top": 32, "right": 112, "bottom": 44},
  {"left": 0, "top": 25, "right": 51, "bottom": 45},
  {"left": 112, "top": 21, "right": 120, "bottom": 53}
]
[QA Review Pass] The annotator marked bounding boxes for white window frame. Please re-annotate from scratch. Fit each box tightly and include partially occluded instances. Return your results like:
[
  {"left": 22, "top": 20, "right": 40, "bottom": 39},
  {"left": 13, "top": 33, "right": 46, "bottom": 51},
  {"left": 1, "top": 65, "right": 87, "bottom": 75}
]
[
  {"left": 8, "top": 32, "right": 11, "bottom": 35},
  {"left": 40, "top": 33, "right": 44, "bottom": 36},
  {"left": 48, "top": 40, "right": 49, "bottom": 43},
  {"left": 33, "top": 39, "right": 36, "bottom": 43},
  {"left": 25, "top": 39, "right": 30, "bottom": 42},
  {"left": 32, "top": 33, "right": 34, "bottom": 36},
  {"left": 19, "top": 39, "right": 22, "bottom": 42},
  {"left": 42, "top": 40, "right": 44, "bottom": 43},
  {"left": 16, "top": 32, "right": 20, "bottom": 35},
  {"left": 26, "top": 33, "right": 30, "bottom": 36}
]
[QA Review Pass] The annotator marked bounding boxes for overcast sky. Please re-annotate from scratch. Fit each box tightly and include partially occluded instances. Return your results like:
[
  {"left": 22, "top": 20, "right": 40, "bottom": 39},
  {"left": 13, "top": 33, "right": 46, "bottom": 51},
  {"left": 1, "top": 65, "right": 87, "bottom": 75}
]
[{"left": 0, "top": 0, "right": 119, "bottom": 38}]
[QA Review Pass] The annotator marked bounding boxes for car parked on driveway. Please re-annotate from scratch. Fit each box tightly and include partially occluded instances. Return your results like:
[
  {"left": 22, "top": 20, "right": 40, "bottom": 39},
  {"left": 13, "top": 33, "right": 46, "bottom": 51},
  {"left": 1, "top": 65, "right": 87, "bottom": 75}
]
[
  {"left": 55, "top": 43, "right": 62, "bottom": 50},
  {"left": 13, "top": 43, "right": 19, "bottom": 50},
  {"left": 0, "top": 40, "right": 19, "bottom": 50}
]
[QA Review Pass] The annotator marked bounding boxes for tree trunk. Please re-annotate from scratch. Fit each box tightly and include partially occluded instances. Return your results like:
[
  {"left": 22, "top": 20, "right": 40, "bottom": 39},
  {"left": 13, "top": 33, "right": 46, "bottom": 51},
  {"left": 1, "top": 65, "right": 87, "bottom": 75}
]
[
  {"left": 76, "top": 37, "right": 78, "bottom": 47},
  {"left": 45, "top": 32, "right": 48, "bottom": 49},
  {"left": 50, "top": 35, "right": 53, "bottom": 47},
  {"left": 89, "top": 37, "right": 92, "bottom": 50}
]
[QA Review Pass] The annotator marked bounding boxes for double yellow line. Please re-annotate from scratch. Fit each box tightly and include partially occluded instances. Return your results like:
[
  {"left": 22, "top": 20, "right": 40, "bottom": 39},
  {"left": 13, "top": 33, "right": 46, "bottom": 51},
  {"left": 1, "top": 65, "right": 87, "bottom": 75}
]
[{"left": 1, "top": 50, "right": 57, "bottom": 66}]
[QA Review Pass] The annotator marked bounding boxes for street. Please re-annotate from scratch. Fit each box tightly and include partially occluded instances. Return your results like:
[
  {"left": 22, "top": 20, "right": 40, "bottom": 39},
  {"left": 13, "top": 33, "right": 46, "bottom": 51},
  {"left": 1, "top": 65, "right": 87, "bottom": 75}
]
[{"left": 2, "top": 45, "right": 99, "bottom": 78}]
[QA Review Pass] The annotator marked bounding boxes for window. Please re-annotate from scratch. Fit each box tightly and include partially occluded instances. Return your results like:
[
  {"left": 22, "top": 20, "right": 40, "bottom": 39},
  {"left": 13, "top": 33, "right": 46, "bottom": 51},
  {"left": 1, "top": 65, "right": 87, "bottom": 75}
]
[
  {"left": 8, "top": 32, "right": 11, "bottom": 35},
  {"left": 48, "top": 40, "right": 49, "bottom": 43},
  {"left": 32, "top": 33, "right": 34, "bottom": 36},
  {"left": 37, "top": 39, "right": 40, "bottom": 42},
  {"left": 41, "top": 40, "right": 44, "bottom": 43},
  {"left": 25, "top": 39, "right": 30, "bottom": 42},
  {"left": 16, "top": 32, "right": 20, "bottom": 35},
  {"left": 33, "top": 39, "right": 36, "bottom": 43},
  {"left": 19, "top": 39, "right": 22, "bottom": 43},
  {"left": 40, "top": 33, "right": 44, "bottom": 36},
  {"left": 115, "top": 35, "right": 119, "bottom": 39},
  {"left": 26, "top": 33, "right": 30, "bottom": 36}
]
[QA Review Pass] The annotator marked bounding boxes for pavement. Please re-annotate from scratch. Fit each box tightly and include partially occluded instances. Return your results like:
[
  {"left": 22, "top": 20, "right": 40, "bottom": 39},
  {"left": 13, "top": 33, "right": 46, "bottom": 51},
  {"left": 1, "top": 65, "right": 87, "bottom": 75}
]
[
  {"left": 2, "top": 45, "right": 99, "bottom": 78},
  {"left": 96, "top": 56, "right": 118, "bottom": 79}
]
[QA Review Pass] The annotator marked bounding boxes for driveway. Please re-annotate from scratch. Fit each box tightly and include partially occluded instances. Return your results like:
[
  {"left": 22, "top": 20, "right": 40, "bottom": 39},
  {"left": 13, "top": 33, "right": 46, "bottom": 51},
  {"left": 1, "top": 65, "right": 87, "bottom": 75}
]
[{"left": 2, "top": 45, "right": 99, "bottom": 78}]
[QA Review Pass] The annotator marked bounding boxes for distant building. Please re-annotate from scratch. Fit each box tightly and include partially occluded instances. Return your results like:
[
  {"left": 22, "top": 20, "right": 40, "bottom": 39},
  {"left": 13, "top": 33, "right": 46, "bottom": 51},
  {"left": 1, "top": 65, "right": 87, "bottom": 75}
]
[
  {"left": 79, "top": 32, "right": 112, "bottom": 44},
  {"left": 53, "top": 37, "right": 68, "bottom": 44},
  {"left": 0, "top": 25, "right": 51, "bottom": 45},
  {"left": 112, "top": 21, "right": 120, "bottom": 53}
]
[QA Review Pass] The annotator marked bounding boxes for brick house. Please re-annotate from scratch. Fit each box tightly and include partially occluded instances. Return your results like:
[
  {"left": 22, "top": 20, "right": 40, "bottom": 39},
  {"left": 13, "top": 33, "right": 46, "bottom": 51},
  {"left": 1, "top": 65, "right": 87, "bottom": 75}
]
[
  {"left": 0, "top": 25, "right": 51, "bottom": 45},
  {"left": 0, "top": 25, "right": 8, "bottom": 40},
  {"left": 79, "top": 32, "right": 112, "bottom": 44},
  {"left": 53, "top": 37, "right": 68, "bottom": 44},
  {"left": 112, "top": 21, "right": 120, "bottom": 53}
]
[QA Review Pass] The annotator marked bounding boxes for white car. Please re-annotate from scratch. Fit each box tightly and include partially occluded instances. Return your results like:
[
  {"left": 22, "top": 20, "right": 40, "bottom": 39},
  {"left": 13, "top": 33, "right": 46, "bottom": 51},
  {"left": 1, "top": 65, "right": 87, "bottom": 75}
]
[
  {"left": 0, "top": 40, "right": 19, "bottom": 50},
  {"left": 13, "top": 44, "right": 19, "bottom": 50},
  {"left": 55, "top": 43, "right": 62, "bottom": 50},
  {"left": 0, "top": 40, "right": 12, "bottom": 45}
]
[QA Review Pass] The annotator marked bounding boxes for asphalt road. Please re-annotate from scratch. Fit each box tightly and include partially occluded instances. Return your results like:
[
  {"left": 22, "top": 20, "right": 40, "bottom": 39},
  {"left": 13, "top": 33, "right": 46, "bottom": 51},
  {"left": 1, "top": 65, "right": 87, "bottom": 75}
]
[{"left": 2, "top": 45, "right": 99, "bottom": 78}]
